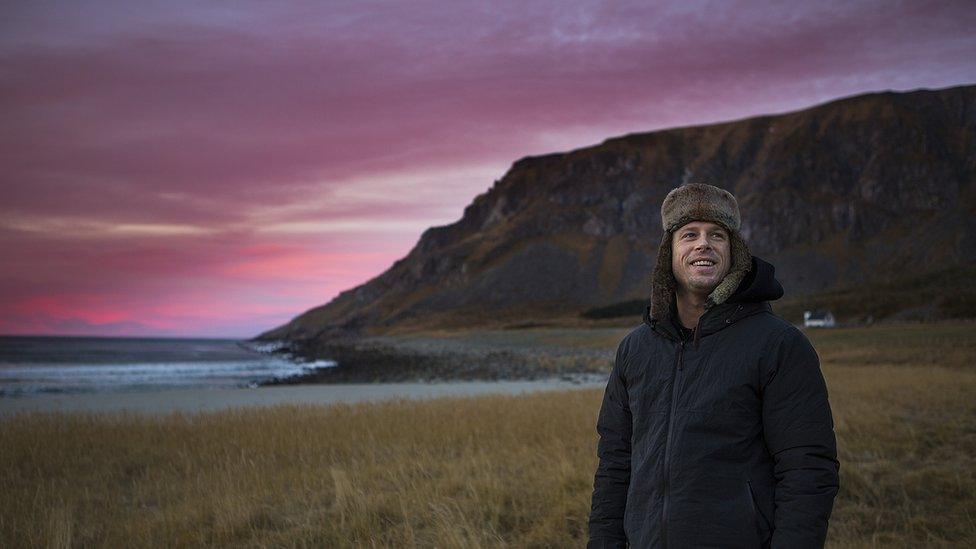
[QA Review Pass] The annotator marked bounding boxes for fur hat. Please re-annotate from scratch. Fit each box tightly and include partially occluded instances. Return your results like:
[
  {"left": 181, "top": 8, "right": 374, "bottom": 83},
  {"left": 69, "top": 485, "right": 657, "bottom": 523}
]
[{"left": 649, "top": 183, "right": 752, "bottom": 321}]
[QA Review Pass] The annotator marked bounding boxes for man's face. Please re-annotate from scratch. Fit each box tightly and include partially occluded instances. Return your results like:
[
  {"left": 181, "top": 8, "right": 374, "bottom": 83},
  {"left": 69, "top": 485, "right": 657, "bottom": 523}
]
[{"left": 671, "top": 221, "right": 732, "bottom": 296}]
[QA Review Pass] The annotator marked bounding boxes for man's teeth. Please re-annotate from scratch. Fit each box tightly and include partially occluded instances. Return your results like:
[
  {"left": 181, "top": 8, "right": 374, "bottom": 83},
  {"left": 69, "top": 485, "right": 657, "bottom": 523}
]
[{"left": 692, "top": 260, "right": 715, "bottom": 266}]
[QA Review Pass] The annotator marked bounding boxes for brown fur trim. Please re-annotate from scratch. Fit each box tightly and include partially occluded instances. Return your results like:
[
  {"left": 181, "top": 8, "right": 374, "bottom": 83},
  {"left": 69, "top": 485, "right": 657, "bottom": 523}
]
[
  {"left": 649, "top": 232, "right": 675, "bottom": 321},
  {"left": 661, "top": 183, "right": 741, "bottom": 232},
  {"left": 705, "top": 231, "right": 751, "bottom": 308},
  {"left": 649, "top": 228, "right": 753, "bottom": 321}
]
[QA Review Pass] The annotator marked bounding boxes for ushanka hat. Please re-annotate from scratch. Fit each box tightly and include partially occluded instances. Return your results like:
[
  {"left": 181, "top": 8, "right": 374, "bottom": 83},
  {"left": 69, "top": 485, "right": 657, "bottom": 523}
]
[{"left": 649, "top": 183, "right": 752, "bottom": 320}]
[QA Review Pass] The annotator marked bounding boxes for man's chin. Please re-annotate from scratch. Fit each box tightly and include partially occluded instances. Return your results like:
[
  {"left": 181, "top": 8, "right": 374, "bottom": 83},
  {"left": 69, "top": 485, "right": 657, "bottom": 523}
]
[{"left": 686, "top": 279, "right": 721, "bottom": 295}]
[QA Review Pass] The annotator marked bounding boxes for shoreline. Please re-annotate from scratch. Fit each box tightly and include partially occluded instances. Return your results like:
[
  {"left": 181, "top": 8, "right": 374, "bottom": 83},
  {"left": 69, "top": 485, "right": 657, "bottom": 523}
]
[
  {"left": 0, "top": 376, "right": 608, "bottom": 416},
  {"left": 261, "top": 330, "right": 620, "bottom": 385}
]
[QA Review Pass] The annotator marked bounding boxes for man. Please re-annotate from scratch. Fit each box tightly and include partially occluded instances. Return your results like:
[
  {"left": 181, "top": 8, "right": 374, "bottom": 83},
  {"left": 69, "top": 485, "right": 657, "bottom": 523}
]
[{"left": 588, "top": 183, "right": 840, "bottom": 548}]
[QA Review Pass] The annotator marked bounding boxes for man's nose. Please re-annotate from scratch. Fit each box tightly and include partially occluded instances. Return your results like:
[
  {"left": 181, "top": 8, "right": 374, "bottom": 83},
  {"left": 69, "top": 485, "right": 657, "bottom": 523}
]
[{"left": 693, "top": 235, "right": 712, "bottom": 249}]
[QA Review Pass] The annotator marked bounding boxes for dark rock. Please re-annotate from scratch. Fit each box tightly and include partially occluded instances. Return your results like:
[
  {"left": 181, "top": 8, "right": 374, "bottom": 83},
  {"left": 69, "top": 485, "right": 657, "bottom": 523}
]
[{"left": 256, "top": 85, "right": 976, "bottom": 343}]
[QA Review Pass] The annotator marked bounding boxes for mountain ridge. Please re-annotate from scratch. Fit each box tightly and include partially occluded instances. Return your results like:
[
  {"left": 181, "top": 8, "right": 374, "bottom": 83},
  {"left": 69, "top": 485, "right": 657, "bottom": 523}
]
[{"left": 257, "top": 84, "right": 976, "bottom": 341}]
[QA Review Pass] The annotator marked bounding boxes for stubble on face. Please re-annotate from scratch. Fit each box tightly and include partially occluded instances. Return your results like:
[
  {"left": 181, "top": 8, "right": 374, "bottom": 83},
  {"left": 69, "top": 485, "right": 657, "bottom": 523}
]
[{"left": 671, "top": 221, "right": 732, "bottom": 298}]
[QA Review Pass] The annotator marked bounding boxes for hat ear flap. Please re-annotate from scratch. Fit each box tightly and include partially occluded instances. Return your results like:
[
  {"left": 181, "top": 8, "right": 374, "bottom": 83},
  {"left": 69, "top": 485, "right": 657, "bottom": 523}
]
[
  {"left": 705, "top": 232, "right": 752, "bottom": 308},
  {"left": 649, "top": 231, "right": 676, "bottom": 321}
]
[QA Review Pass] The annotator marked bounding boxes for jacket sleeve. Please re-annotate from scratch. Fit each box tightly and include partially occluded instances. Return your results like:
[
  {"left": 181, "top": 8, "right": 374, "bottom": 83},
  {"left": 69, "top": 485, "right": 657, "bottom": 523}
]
[
  {"left": 762, "top": 327, "right": 840, "bottom": 549},
  {"left": 588, "top": 339, "right": 633, "bottom": 549}
]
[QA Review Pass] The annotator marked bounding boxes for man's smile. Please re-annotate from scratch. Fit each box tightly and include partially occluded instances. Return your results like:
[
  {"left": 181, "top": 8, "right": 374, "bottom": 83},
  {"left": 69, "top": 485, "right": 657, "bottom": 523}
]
[{"left": 688, "top": 256, "right": 720, "bottom": 273}]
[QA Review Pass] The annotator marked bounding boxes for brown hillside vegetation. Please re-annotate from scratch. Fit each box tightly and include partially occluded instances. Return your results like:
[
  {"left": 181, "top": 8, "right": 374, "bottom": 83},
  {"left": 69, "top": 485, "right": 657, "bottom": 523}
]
[
  {"left": 2, "top": 323, "right": 974, "bottom": 547},
  {"left": 259, "top": 85, "right": 976, "bottom": 341}
]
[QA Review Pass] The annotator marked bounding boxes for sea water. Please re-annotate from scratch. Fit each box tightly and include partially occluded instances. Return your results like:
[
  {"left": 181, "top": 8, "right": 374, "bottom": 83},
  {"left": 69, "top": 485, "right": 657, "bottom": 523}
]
[{"left": 0, "top": 336, "right": 330, "bottom": 397}]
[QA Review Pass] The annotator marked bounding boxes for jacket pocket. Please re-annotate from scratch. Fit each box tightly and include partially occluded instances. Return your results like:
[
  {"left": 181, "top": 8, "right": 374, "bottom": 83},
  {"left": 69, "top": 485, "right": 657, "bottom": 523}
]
[{"left": 746, "top": 480, "right": 772, "bottom": 542}]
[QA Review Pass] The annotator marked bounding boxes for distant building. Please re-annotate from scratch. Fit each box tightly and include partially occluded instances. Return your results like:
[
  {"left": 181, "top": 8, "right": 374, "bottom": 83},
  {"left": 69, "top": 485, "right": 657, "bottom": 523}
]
[{"left": 803, "top": 310, "right": 836, "bottom": 328}]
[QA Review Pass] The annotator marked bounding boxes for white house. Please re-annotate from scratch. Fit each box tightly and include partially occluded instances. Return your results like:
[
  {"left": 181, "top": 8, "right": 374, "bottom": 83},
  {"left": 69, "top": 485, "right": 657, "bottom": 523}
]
[{"left": 803, "top": 310, "right": 836, "bottom": 328}]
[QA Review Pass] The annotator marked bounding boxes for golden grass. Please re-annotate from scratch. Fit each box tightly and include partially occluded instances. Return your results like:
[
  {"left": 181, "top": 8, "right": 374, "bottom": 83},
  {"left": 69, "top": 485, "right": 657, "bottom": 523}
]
[
  {"left": 2, "top": 323, "right": 974, "bottom": 547},
  {"left": 1, "top": 393, "right": 599, "bottom": 547},
  {"left": 807, "top": 322, "right": 976, "bottom": 369}
]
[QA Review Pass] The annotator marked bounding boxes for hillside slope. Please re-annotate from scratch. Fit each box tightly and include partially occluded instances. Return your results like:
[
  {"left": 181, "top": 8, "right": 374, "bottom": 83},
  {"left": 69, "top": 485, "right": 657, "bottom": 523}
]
[{"left": 258, "top": 85, "right": 976, "bottom": 341}]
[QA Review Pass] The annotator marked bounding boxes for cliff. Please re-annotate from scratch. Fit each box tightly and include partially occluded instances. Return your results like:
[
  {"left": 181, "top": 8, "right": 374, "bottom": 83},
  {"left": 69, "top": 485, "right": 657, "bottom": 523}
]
[{"left": 258, "top": 85, "right": 976, "bottom": 341}]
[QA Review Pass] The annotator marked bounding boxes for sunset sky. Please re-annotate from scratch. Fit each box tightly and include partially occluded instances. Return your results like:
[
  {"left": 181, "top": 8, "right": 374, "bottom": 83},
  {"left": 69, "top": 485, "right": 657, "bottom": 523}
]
[{"left": 2, "top": 1, "right": 975, "bottom": 338}]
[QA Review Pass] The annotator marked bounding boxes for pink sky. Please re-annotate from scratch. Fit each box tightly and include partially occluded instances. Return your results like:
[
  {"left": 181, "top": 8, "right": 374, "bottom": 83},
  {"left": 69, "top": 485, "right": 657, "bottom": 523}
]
[{"left": 2, "top": 0, "right": 975, "bottom": 338}]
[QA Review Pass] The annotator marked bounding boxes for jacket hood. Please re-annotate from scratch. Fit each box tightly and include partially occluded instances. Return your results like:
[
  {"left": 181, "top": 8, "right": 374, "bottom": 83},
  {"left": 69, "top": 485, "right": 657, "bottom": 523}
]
[{"left": 726, "top": 256, "right": 784, "bottom": 304}]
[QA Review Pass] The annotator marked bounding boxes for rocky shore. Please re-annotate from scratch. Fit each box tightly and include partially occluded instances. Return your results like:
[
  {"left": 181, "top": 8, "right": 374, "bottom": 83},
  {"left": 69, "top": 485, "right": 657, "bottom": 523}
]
[{"left": 257, "top": 328, "right": 625, "bottom": 385}]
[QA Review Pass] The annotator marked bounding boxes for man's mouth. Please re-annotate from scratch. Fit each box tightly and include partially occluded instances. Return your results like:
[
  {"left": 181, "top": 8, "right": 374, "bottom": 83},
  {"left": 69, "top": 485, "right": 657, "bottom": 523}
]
[{"left": 690, "top": 259, "right": 716, "bottom": 267}]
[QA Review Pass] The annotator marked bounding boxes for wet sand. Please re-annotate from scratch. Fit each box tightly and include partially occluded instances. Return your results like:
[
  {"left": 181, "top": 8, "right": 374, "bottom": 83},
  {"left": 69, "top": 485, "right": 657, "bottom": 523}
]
[{"left": 0, "top": 376, "right": 607, "bottom": 416}]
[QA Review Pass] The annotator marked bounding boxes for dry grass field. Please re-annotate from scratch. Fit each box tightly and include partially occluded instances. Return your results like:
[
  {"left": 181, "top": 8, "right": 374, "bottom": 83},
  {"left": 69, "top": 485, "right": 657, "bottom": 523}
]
[{"left": 1, "top": 322, "right": 974, "bottom": 547}]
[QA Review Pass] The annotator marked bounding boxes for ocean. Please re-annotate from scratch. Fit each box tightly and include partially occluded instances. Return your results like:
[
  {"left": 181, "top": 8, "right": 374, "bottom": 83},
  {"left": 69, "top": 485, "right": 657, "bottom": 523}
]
[{"left": 0, "top": 336, "right": 332, "bottom": 397}]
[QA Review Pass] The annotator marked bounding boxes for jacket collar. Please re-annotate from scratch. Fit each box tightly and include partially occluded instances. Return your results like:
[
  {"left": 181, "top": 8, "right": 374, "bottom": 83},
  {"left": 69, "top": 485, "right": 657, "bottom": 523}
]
[
  {"left": 644, "top": 301, "right": 770, "bottom": 342},
  {"left": 644, "top": 255, "right": 781, "bottom": 342}
]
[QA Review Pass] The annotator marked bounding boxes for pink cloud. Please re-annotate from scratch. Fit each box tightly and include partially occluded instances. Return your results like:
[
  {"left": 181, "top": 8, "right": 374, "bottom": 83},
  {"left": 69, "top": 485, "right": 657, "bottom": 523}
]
[
  {"left": 9, "top": 294, "right": 131, "bottom": 324},
  {"left": 1, "top": 1, "right": 975, "bottom": 336},
  {"left": 0, "top": 220, "right": 412, "bottom": 336}
]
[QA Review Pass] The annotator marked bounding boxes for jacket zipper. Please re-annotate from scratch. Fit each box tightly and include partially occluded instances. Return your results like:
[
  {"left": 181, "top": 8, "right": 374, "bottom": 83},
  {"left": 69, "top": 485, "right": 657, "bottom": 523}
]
[{"left": 661, "top": 339, "right": 685, "bottom": 549}]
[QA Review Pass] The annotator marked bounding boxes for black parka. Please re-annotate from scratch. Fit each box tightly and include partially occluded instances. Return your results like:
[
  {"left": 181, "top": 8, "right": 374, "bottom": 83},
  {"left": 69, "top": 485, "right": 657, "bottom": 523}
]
[{"left": 588, "top": 257, "right": 840, "bottom": 548}]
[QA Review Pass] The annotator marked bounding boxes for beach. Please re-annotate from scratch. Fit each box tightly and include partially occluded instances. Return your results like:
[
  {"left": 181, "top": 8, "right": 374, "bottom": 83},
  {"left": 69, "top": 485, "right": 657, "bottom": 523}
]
[
  {"left": 0, "top": 375, "right": 607, "bottom": 415},
  {"left": 0, "top": 329, "right": 626, "bottom": 400}
]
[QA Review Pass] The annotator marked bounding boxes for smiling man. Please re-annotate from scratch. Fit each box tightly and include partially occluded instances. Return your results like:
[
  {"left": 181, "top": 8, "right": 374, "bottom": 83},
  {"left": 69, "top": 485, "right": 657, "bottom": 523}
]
[{"left": 588, "top": 183, "right": 840, "bottom": 548}]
